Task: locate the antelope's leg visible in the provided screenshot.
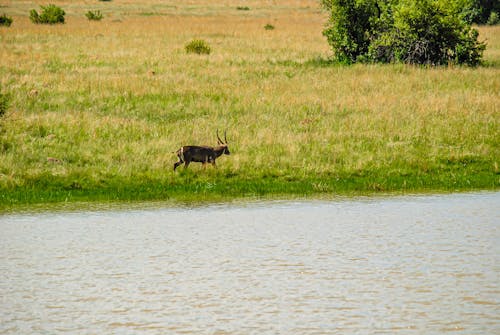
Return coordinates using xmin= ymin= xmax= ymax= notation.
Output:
xmin=174 ymin=153 xmax=184 ymax=171
xmin=173 ymin=161 xmax=182 ymax=171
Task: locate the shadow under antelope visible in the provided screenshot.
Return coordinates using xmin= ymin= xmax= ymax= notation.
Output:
xmin=173 ymin=130 xmax=230 ymax=171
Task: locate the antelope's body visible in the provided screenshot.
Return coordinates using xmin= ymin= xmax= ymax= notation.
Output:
xmin=174 ymin=131 xmax=230 ymax=171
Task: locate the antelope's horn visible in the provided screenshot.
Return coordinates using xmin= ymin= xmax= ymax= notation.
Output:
xmin=224 ymin=130 xmax=227 ymax=144
xmin=216 ymin=129 xmax=223 ymax=144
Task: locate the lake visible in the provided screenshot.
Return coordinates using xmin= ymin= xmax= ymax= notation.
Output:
xmin=1 ymin=192 xmax=499 ymax=334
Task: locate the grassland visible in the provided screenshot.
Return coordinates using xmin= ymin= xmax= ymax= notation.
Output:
xmin=0 ymin=0 xmax=499 ymax=210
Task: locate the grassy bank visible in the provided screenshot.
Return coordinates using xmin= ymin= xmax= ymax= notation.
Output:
xmin=0 ymin=0 xmax=499 ymax=210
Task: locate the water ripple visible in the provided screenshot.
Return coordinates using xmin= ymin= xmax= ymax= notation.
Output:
xmin=1 ymin=192 xmax=499 ymax=334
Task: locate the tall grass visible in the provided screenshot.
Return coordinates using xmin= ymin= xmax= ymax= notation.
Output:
xmin=0 ymin=1 xmax=498 ymax=209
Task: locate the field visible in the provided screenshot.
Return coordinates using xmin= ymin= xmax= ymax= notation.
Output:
xmin=0 ymin=0 xmax=499 ymax=209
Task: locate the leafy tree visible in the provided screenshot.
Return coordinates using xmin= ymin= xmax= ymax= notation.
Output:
xmin=322 ymin=0 xmax=486 ymax=66
xmin=321 ymin=0 xmax=380 ymax=63
xmin=487 ymin=11 xmax=499 ymax=25
xmin=469 ymin=0 xmax=500 ymax=24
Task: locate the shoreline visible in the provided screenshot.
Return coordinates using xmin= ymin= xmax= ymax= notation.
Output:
xmin=2 ymin=187 xmax=499 ymax=214
xmin=2 ymin=171 xmax=498 ymax=212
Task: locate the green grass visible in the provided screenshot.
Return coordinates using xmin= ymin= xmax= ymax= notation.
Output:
xmin=0 ymin=0 xmax=499 ymax=210
xmin=2 ymin=166 xmax=496 ymax=208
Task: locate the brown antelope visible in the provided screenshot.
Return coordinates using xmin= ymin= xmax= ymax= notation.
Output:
xmin=173 ymin=130 xmax=230 ymax=171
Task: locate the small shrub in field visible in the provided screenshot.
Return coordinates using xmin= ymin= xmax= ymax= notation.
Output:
xmin=30 ymin=4 xmax=65 ymax=24
xmin=0 ymin=90 xmax=9 ymax=118
xmin=264 ymin=23 xmax=275 ymax=30
xmin=0 ymin=13 xmax=13 ymax=27
xmin=487 ymin=12 xmax=499 ymax=25
xmin=85 ymin=10 xmax=103 ymax=21
xmin=185 ymin=39 xmax=211 ymax=55
xmin=236 ymin=6 xmax=250 ymax=11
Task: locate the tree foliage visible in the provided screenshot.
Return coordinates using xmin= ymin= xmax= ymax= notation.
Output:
xmin=322 ymin=0 xmax=379 ymax=63
xmin=470 ymin=0 xmax=500 ymax=24
xmin=322 ymin=0 xmax=486 ymax=66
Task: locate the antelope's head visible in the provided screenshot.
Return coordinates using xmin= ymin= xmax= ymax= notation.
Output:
xmin=217 ymin=129 xmax=230 ymax=155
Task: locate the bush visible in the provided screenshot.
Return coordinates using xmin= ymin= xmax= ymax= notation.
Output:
xmin=469 ymin=0 xmax=500 ymax=24
xmin=264 ymin=23 xmax=275 ymax=30
xmin=236 ymin=6 xmax=250 ymax=11
xmin=30 ymin=4 xmax=65 ymax=24
xmin=487 ymin=11 xmax=499 ymax=25
xmin=322 ymin=0 xmax=486 ymax=66
xmin=0 ymin=89 xmax=9 ymax=118
xmin=0 ymin=13 xmax=13 ymax=27
xmin=371 ymin=0 xmax=485 ymax=66
xmin=322 ymin=0 xmax=379 ymax=64
xmin=85 ymin=10 xmax=103 ymax=21
xmin=185 ymin=39 xmax=211 ymax=55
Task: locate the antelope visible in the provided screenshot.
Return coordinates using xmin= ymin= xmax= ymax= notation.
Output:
xmin=173 ymin=130 xmax=230 ymax=171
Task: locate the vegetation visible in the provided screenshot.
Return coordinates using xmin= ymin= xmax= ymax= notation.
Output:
xmin=0 ymin=88 xmax=9 ymax=118
xmin=488 ymin=11 xmax=499 ymax=25
xmin=85 ymin=10 xmax=103 ymax=21
xmin=30 ymin=4 xmax=65 ymax=25
xmin=322 ymin=0 xmax=486 ymax=65
xmin=236 ymin=6 xmax=250 ymax=11
xmin=0 ymin=0 xmax=498 ymax=209
xmin=0 ymin=13 xmax=13 ymax=27
xmin=468 ymin=0 xmax=500 ymax=24
xmin=264 ymin=23 xmax=275 ymax=30
xmin=185 ymin=39 xmax=211 ymax=55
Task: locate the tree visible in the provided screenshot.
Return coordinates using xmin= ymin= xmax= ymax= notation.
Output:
xmin=468 ymin=0 xmax=500 ymax=24
xmin=322 ymin=0 xmax=486 ymax=66
xmin=321 ymin=0 xmax=380 ymax=63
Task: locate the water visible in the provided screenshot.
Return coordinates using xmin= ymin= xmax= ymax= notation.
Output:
xmin=1 ymin=193 xmax=499 ymax=334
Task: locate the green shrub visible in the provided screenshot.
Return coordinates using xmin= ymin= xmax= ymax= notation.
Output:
xmin=30 ymin=4 xmax=65 ymax=24
xmin=322 ymin=0 xmax=486 ymax=66
xmin=468 ymin=0 xmax=500 ymax=24
xmin=0 ymin=13 xmax=13 ymax=27
xmin=487 ymin=11 xmax=499 ymax=25
xmin=321 ymin=0 xmax=378 ymax=64
xmin=85 ymin=10 xmax=103 ymax=21
xmin=264 ymin=23 xmax=275 ymax=30
xmin=0 ymin=89 xmax=9 ymax=118
xmin=236 ymin=6 xmax=250 ymax=11
xmin=185 ymin=39 xmax=211 ymax=55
